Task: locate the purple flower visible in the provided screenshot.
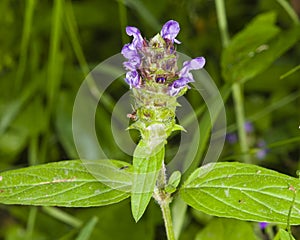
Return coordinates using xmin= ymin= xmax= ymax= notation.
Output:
xmin=160 ymin=20 xmax=181 ymax=44
xmin=121 ymin=20 xmax=205 ymax=96
xmin=178 ymin=57 xmax=206 ymax=81
xmin=125 ymin=27 xmax=144 ymax=48
xmin=256 ymin=139 xmax=268 ymax=160
xmin=169 ymin=57 xmax=205 ymax=96
xmin=125 ymin=70 xmax=140 ymax=88
xmin=123 ymin=57 xmax=141 ymax=71
xmin=244 ymin=121 xmax=254 ymax=133
xmin=259 ymin=222 xmax=268 ymax=230
xmin=226 ymin=133 xmax=238 ymax=144
xmin=121 ymin=40 xmax=142 ymax=71
xmin=121 ymin=43 xmax=138 ymax=59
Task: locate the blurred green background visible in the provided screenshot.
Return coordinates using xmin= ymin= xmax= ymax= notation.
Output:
xmin=0 ymin=0 xmax=299 ymax=239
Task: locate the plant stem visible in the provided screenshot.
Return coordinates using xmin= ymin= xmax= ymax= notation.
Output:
xmin=276 ymin=0 xmax=299 ymax=25
xmin=232 ymin=83 xmax=251 ymax=163
xmin=215 ymin=0 xmax=229 ymax=48
xmin=161 ymin=200 xmax=175 ymax=240
xmin=155 ymin=163 xmax=175 ymax=240
xmin=25 ymin=207 xmax=37 ymax=240
xmin=15 ymin=0 xmax=36 ymax=94
xmin=215 ymin=0 xmax=250 ymax=163
xmin=42 ymin=206 xmax=82 ymax=227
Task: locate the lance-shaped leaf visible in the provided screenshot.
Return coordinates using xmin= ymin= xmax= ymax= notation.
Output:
xmin=76 ymin=216 xmax=99 ymax=240
xmin=0 ymin=160 xmax=132 ymax=207
xmin=275 ymin=229 xmax=296 ymax=240
xmin=131 ymin=139 xmax=165 ymax=222
xmin=180 ymin=162 xmax=300 ymax=224
xmin=221 ymin=12 xmax=300 ymax=83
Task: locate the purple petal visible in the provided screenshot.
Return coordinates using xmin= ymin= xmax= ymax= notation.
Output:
xmin=121 ymin=43 xmax=137 ymax=59
xmin=168 ymin=78 xmax=189 ymax=96
xmin=121 ymin=44 xmax=141 ymax=70
xmin=168 ymin=86 xmax=181 ymax=96
xmin=179 ymin=57 xmax=206 ymax=77
xmin=172 ymin=77 xmax=190 ymax=88
xmin=259 ymin=222 xmax=268 ymax=230
xmin=244 ymin=121 xmax=254 ymax=133
xmin=125 ymin=70 xmax=140 ymax=88
xmin=177 ymin=57 xmax=205 ymax=83
xmin=256 ymin=140 xmax=268 ymax=160
xmin=226 ymin=133 xmax=238 ymax=144
xmin=257 ymin=149 xmax=267 ymax=160
xmin=257 ymin=139 xmax=266 ymax=148
xmin=169 ymin=57 xmax=206 ymax=96
xmin=123 ymin=57 xmax=141 ymax=71
xmin=160 ymin=20 xmax=181 ymax=44
xmin=126 ymin=26 xmax=144 ymax=48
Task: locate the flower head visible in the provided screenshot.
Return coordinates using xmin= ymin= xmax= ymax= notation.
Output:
xmin=121 ymin=20 xmax=205 ymax=95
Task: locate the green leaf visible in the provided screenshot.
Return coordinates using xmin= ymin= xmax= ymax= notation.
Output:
xmin=42 ymin=206 xmax=82 ymax=227
xmin=131 ymin=140 xmax=164 ymax=222
xmin=221 ymin=12 xmax=300 ymax=83
xmin=165 ymin=171 xmax=181 ymax=194
xmin=195 ymin=218 xmax=257 ymax=240
xmin=75 ymin=216 xmax=98 ymax=240
xmin=0 ymin=160 xmax=132 ymax=207
xmin=180 ymin=162 xmax=300 ymax=224
xmin=274 ymin=229 xmax=296 ymax=240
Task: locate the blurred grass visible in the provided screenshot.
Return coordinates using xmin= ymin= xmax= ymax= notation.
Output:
xmin=0 ymin=0 xmax=300 ymax=239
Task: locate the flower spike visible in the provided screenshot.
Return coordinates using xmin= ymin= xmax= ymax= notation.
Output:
xmin=121 ymin=20 xmax=206 ymax=223
xmin=121 ymin=20 xmax=205 ymax=97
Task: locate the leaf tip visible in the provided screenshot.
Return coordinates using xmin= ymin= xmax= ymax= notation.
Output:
xmin=131 ymin=194 xmax=149 ymax=223
xmin=132 ymin=206 xmax=145 ymax=223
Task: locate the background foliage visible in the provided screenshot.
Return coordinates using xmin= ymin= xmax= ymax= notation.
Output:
xmin=0 ymin=0 xmax=299 ymax=239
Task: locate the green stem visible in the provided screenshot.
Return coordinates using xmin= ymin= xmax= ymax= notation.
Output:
xmin=64 ymin=0 xmax=120 ymax=120
xmin=280 ymin=64 xmax=300 ymax=79
xmin=42 ymin=206 xmax=82 ymax=227
xmin=232 ymin=83 xmax=251 ymax=163
xmin=40 ymin=0 xmax=64 ymax=163
xmin=265 ymin=225 xmax=275 ymax=240
xmin=215 ymin=0 xmax=250 ymax=163
xmin=15 ymin=0 xmax=36 ymax=93
xmin=276 ymin=0 xmax=299 ymax=25
xmin=155 ymin=163 xmax=175 ymax=240
xmin=287 ymin=189 xmax=297 ymax=237
xmin=215 ymin=0 xmax=229 ymax=48
xmin=161 ymin=200 xmax=175 ymax=240
xmin=25 ymin=207 xmax=37 ymax=240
